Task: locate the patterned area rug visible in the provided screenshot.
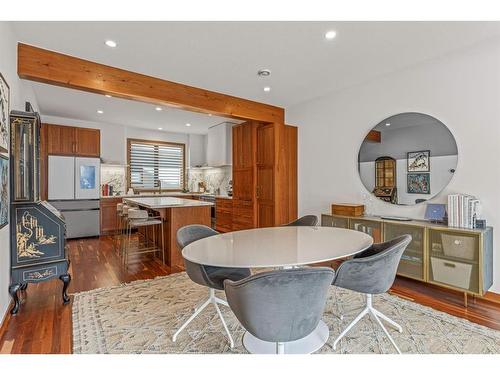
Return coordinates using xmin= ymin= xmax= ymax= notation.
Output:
xmin=72 ymin=272 xmax=500 ymax=354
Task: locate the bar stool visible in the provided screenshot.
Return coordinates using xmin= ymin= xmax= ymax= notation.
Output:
xmin=116 ymin=204 xmax=130 ymax=255
xmin=114 ymin=203 xmax=124 ymax=252
xmin=123 ymin=208 xmax=165 ymax=268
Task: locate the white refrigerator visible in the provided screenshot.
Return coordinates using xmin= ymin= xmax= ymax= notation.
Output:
xmin=48 ymin=156 xmax=101 ymax=238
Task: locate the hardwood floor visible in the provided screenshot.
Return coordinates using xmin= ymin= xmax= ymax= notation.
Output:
xmin=0 ymin=236 xmax=169 ymax=354
xmin=0 ymin=235 xmax=498 ymax=354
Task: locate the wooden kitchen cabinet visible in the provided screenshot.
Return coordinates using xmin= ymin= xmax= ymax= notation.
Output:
xmin=45 ymin=123 xmax=100 ymax=157
xmin=100 ymin=198 xmax=122 ymax=235
xmin=256 ymin=123 xmax=275 ymax=228
xmin=47 ymin=124 xmax=76 ymax=155
xmin=215 ymin=197 xmax=233 ymax=233
xmin=232 ymin=122 xmax=257 ymax=230
xmin=75 ymin=127 xmax=101 ymax=157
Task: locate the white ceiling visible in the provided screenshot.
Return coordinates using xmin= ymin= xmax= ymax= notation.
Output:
xmin=10 ymin=21 xmax=500 ymax=132
xmin=32 ymin=82 xmax=236 ymax=134
xmin=374 ymin=112 xmax=442 ymax=131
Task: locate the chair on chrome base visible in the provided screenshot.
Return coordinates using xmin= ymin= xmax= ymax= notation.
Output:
xmin=224 ymin=268 xmax=335 ymax=354
xmin=284 ymin=215 xmax=318 ymax=226
xmin=172 ymin=225 xmax=251 ymax=348
xmin=331 ymin=235 xmax=412 ymax=354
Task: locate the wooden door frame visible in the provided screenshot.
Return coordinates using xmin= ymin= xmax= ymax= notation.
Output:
xmin=17 ymin=42 xmax=293 ymax=225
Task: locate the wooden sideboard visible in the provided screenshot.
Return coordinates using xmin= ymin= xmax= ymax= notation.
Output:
xmin=322 ymin=214 xmax=493 ymax=303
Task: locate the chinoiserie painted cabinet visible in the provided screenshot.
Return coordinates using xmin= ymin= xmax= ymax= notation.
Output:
xmin=9 ymin=110 xmax=70 ymax=315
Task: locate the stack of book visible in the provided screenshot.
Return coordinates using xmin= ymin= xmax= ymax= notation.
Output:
xmin=447 ymin=194 xmax=480 ymax=229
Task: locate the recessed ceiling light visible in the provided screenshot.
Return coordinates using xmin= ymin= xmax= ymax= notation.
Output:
xmin=155 ymin=107 xmax=162 ymax=111
xmin=97 ymin=110 xmax=104 ymax=114
xmin=385 ymin=123 xmax=391 ymax=127
xmin=208 ymin=114 xmax=212 ymax=116
xmin=186 ymin=123 xmax=191 ymax=127
xmin=105 ymin=40 xmax=117 ymax=48
xmin=158 ymin=127 xmax=163 ymax=130
xmin=325 ymin=30 xmax=337 ymax=40
xmin=105 ymin=94 xmax=112 ymax=98
xmin=257 ymin=69 xmax=271 ymax=77
xmin=263 ymin=86 xmax=271 ymax=92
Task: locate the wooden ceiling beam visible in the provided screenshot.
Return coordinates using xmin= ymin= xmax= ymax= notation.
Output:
xmin=17 ymin=43 xmax=284 ymax=124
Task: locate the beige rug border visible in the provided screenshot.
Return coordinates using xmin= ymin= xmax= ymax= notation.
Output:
xmin=71 ymin=273 xmax=500 ymax=354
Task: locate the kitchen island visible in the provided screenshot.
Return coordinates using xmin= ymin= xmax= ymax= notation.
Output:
xmin=123 ymin=197 xmax=213 ymax=272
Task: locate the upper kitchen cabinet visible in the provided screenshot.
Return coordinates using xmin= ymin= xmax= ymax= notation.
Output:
xmin=44 ymin=123 xmax=100 ymax=157
xmin=75 ymin=127 xmax=101 ymax=157
xmin=188 ymin=133 xmax=207 ymax=168
xmin=206 ymin=122 xmax=233 ymax=167
xmin=46 ymin=124 xmax=76 ymax=155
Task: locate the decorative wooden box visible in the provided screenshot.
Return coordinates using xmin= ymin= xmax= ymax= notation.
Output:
xmin=331 ymin=203 xmax=364 ymax=217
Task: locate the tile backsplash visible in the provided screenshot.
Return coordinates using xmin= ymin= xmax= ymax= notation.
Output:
xmin=101 ymin=164 xmax=232 ymax=196
xmin=101 ymin=165 xmax=126 ymax=196
xmin=188 ymin=166 xmax=232 ymax=194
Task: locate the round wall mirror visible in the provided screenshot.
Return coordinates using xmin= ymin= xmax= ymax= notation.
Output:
xmin=358 ymin=112 xmax=458 ymax=205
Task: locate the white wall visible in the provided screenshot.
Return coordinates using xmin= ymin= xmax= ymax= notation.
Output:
xmin=287 ymin=38 xmax=500 ymax=292
xmin=41 ymin=115 xmax=190 ymax=165
xmin=0 ymin=23 xmax=39 ymax=325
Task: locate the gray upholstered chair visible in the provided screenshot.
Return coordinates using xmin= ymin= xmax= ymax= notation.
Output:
xmin=332 ymin=235 xmax=412 ymax=354
xmin=284 ymin=215 xmax=318 ymax=226
xmin=172 ymin=225 xmax=251 ymax=348
xmin=224 ymin=267 xmax=335 ymax=354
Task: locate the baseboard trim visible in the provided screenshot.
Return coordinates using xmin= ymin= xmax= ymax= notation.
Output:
xmin=482 ymin=291 xmax=500 ymax=305
xmin=0 ymin=302 xmax=12 ymax=343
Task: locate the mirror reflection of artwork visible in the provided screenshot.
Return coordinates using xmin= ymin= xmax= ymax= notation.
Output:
xmin=358 ymin=112 xmax=457 ymax=206
xmin=80 ymin=165 xmax=96 ymax=189
xmin=407 ymin=150 xmax=430 ymax=172
xmin=0 ymin=155 xmax=8 ymax=228
xmin=0 ymin=73 xmax=9 ymax=153
xmin=407 ymin=173 xmax=430 ymax=194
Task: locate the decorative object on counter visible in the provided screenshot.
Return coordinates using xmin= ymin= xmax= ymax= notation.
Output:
xmin=0 ymin=73 xmax=10 ymax=153
xmin=475 ymin=219 xmax=487 ymax=229
xmin=127 ymin=188 xmax=134 ymax=195
xmin=0 ymin=154 xmax=8 ymax=228
xmin=227 ymin=179 xmax=233 ymax=197
xmin=198 ymin=181 xmax=207 ymax=193
xmin=331 ymin=203 xmax=364 ymax=217
xmin=407 ymin=173 xmax=430 ymax=194
xmin=424 ymin=203 xmax=447 ymax=224
xmin=101 ymin=164 xmax=126 ymax=196
xmin=447 ymin=194 xmax=480 ymax=229
xmin=9 ymin=109 xmax=70 ymax=315
xmin=407 ymin=150 xmax=430 ymax=172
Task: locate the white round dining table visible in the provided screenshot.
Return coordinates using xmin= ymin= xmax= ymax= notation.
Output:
xmin=182 ymin=226 xmax=373 ymax=354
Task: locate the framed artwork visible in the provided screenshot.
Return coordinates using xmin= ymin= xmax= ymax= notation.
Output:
xmin=407 ymin=173 xmax=430 ymax=194
xmin=0 ymin=73 xmax=10 ymax=153
xmin=0 ymin=154 xmax=8 ymax=228
xmin=407 ymin=150 xmax=430 ymax=172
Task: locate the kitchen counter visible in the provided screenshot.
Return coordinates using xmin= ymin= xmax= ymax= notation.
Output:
xmin=101 ymin=192 xmax=203 ymax=199
xmin=123 ymin=196 xmax=213 ymax=209
xmin=122 ymin=196 xmax=212 ymax=273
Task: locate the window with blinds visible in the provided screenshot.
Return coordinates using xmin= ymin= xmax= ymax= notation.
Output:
xmin=127 ymin=139 xmax=185 ymax=191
